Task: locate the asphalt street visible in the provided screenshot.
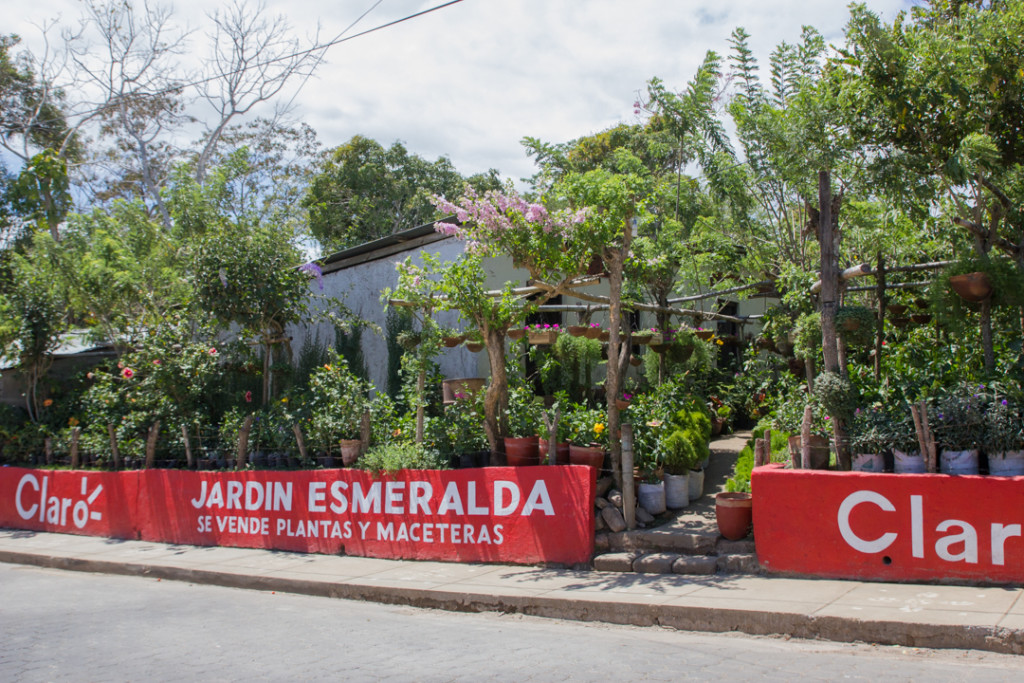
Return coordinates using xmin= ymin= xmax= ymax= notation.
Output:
xmin=1 ymin=562 xmax=1020 ymax=682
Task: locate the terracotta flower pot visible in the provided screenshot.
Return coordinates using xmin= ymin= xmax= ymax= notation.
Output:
xmin=504 ymin=437 xmax=541 ymax=466
xmin=715 ymin=492 xmax=753 ymax=540
xmin=537 ymin=440 xmax=570 ymax=465
xmin=339 ymin=439 xmax=362 ymax=466
xmin=569 ymin=445 xmax=605 ymax=469
xmin=948 ymin=272 xmax=992 ymax=302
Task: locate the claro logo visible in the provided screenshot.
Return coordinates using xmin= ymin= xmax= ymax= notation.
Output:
xmin=838 ymin=490 xmax=1022 ymax=566
xmin=15 ymin=473 xmax=104 ymax=529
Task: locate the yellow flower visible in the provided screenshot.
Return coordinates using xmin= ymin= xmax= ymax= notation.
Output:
xmin=281 ymin=397 xmax=288 ymax=403
xmin=715 ymin=339 xmax=724 ymax=346
xmin=593 ymin=423 xmax=605 ymax=434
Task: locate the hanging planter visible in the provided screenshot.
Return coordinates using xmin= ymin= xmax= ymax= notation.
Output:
xmin=910 ymin=313 xmax=932 ymax=325
xmin=507 ymin=328 xmax=526 ymax=340
xmin=948 ymin=271 xmax=992 ymax=302
xmin=629 ymin=355 xmax=642 ymax=367
xmin=890 ymin=316 xmax=910 ymax=329
xmin=649 ymin=342 xmax=669 ymax=354
xmin=567 ymin=325 xmax=587 ymax=337
xmin=631 ymin=331 xmax=652 ymax=345
xmin=442 ymin=377 xmax=486 ymax=404
xmin=528 ymin=329 xmax=559 ymax=345
xmin=464 ymin=341 xmax=484 ymax=352
xmin=442 ymin=335 xmax=466 ymax=348
xmin=695 ymin=329 xmax=714 ymax=341
xmin=886 ymin=303 xmax=908 ymax=316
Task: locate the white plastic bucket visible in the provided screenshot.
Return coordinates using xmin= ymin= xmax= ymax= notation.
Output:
xmin=893 ymin=449 xmax=926 ymax=474
xmin=940 ymin=449 xmax=979 ymax=475
xmin=852 ymin=453 xmax=884 ymax=472
xmin=687 ymin=468 xmax=704 ymax=500
xmin=987 ymin=450 xmax=1024 ymax=477
xmin=637 ymin=481 xmax=667 ymax=515
xmin=664 ymin=473 xmax=689 ymax=509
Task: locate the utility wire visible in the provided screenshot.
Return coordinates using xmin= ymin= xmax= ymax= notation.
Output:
xmin=57 ymin=0 xmax=467 ymax=122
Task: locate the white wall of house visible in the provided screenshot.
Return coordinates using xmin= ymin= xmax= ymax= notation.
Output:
xmin=289 ymin=227 xmax=771 ymax=396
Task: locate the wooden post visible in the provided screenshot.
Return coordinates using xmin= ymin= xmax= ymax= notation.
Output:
xmin=754 ymin=438 xmax=765 ymax=467
xmin=236 ymin=415 xmax=254 ymax=469
xmin=800 ymin=405 xmax=813 ymax=470
xmin=541 ymin=406 xmax=562 ymax=465
xmin=920 ymin=401 xmax=937 ymax=473
xmin=874 ymin=252 xmax=886 ymax=382
xmin=45 ymin=436 xmax=53 ymax=465
xmin=108 ymin=423 xmax=121 ymax=470
xmin=292 ymin=423 xmax=308 ymax=461
xmin=144 ymin=420 xmax=161 ymax=469
xmin=621 ymin=423 xmax=636 ymax=531
xmin=360 ymin=410 xmax=371 ymax=455
xmin=764 ymin=429 xmax=772 ymax=464
xmin=181 ymin=424 xmax=193 ymax=469
xmin=69 ymin=427 xmax=81 ymax=469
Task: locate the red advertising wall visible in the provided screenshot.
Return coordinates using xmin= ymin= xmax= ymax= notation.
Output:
xmin=753 ymin=463 xmax=1024 ymax=584
xmin=1 ymin=466 xmax=595 ymax=565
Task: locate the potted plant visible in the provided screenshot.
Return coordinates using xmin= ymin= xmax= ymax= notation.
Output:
xmin=503 ymin=385 xmax=543 ymax=466
xmin=982 ymin=392 xmax=1024 ymax=476
xmin=848 ymin=405 xmax=890 ymax=472
xmin=357 ymin=441 xmax=448 ymax=474
xmin=527 ymin=323 xmax=559 ymax=345
xmin=306 ymin=355 xmax=372 ymax=466
xmin=663 ymin=399 xmax=712 ymax=503
xmin=535 ymin=392 xmax=572 ymax=465
xmin=442 ymin=392 xmax=489 ymax=468
xmin=564 ymin=403 xmax=607 ymax=470
xmin=930 ymin=386 xmax=984 ymax=475
xmin=836 ymin=305 xmax=876 ymax=346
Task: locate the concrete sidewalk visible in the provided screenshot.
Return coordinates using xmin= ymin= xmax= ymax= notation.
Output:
xmin=2 ymin=528 xmax=1022 ymax=656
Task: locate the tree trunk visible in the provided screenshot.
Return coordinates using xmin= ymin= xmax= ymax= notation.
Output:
xmin=415 ymin=364 xmax=426 ymax=443
xmin=874 ymin=252 xmax=886 ymax=382
xmin=181 ymin=424 xmax=193 ymax=469
xmin=144 ymin=421 xmax=161 ymax=469
xmin=483 ymin=325 xmax=509 ymax=465
xmin=980 ymin=298 xmax=995 ymax=372
xmin=605 ymin=216 xmax=634 ymax=492
xmin=108 ymin=423 xmax=121 ymax=470
xmin=817 ymin=170 xmax=850 ymax=471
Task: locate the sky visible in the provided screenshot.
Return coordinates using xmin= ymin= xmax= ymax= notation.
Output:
xmin=11 ymin=0 xmax=914 ymax=184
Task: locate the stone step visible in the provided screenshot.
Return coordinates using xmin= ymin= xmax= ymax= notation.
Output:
xmin=597 ymin=529 xmax=719 ymax=555
xmin=592 ymin=550 xmax=760 ymax=576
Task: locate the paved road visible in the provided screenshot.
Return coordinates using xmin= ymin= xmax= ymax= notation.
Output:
xmin=1 ymin=563 xmax=1019 ymax=682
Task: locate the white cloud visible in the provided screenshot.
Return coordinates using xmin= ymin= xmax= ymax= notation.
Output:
xmin=12 ymin=0 xmax=912 ymax=182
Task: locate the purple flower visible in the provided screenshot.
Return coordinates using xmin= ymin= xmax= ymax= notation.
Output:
xmin=300 ymin=261 xmax=324 ymax=291
xmin=1002 ymin=399 xmax=1009 ymax=406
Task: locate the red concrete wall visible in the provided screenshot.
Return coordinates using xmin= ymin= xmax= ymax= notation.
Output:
xmin=753 ymin=463 xmax=1024 ymax=583
xmin=1 ymin=466 xmax=595 ymax=565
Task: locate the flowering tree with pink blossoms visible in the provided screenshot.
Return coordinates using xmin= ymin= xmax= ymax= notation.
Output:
xmin=426 ymin=188 xmax=607 ymax=461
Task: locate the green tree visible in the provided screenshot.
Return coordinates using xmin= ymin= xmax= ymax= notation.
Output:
xmin=837 ymin=0 xmax=1024 ymax=370
xmin=304 ymin=135 xmax=501 ymax=250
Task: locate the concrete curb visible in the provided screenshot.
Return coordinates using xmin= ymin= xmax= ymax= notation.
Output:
xmin=3 ymin=547 xmax=1022 ymax=656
